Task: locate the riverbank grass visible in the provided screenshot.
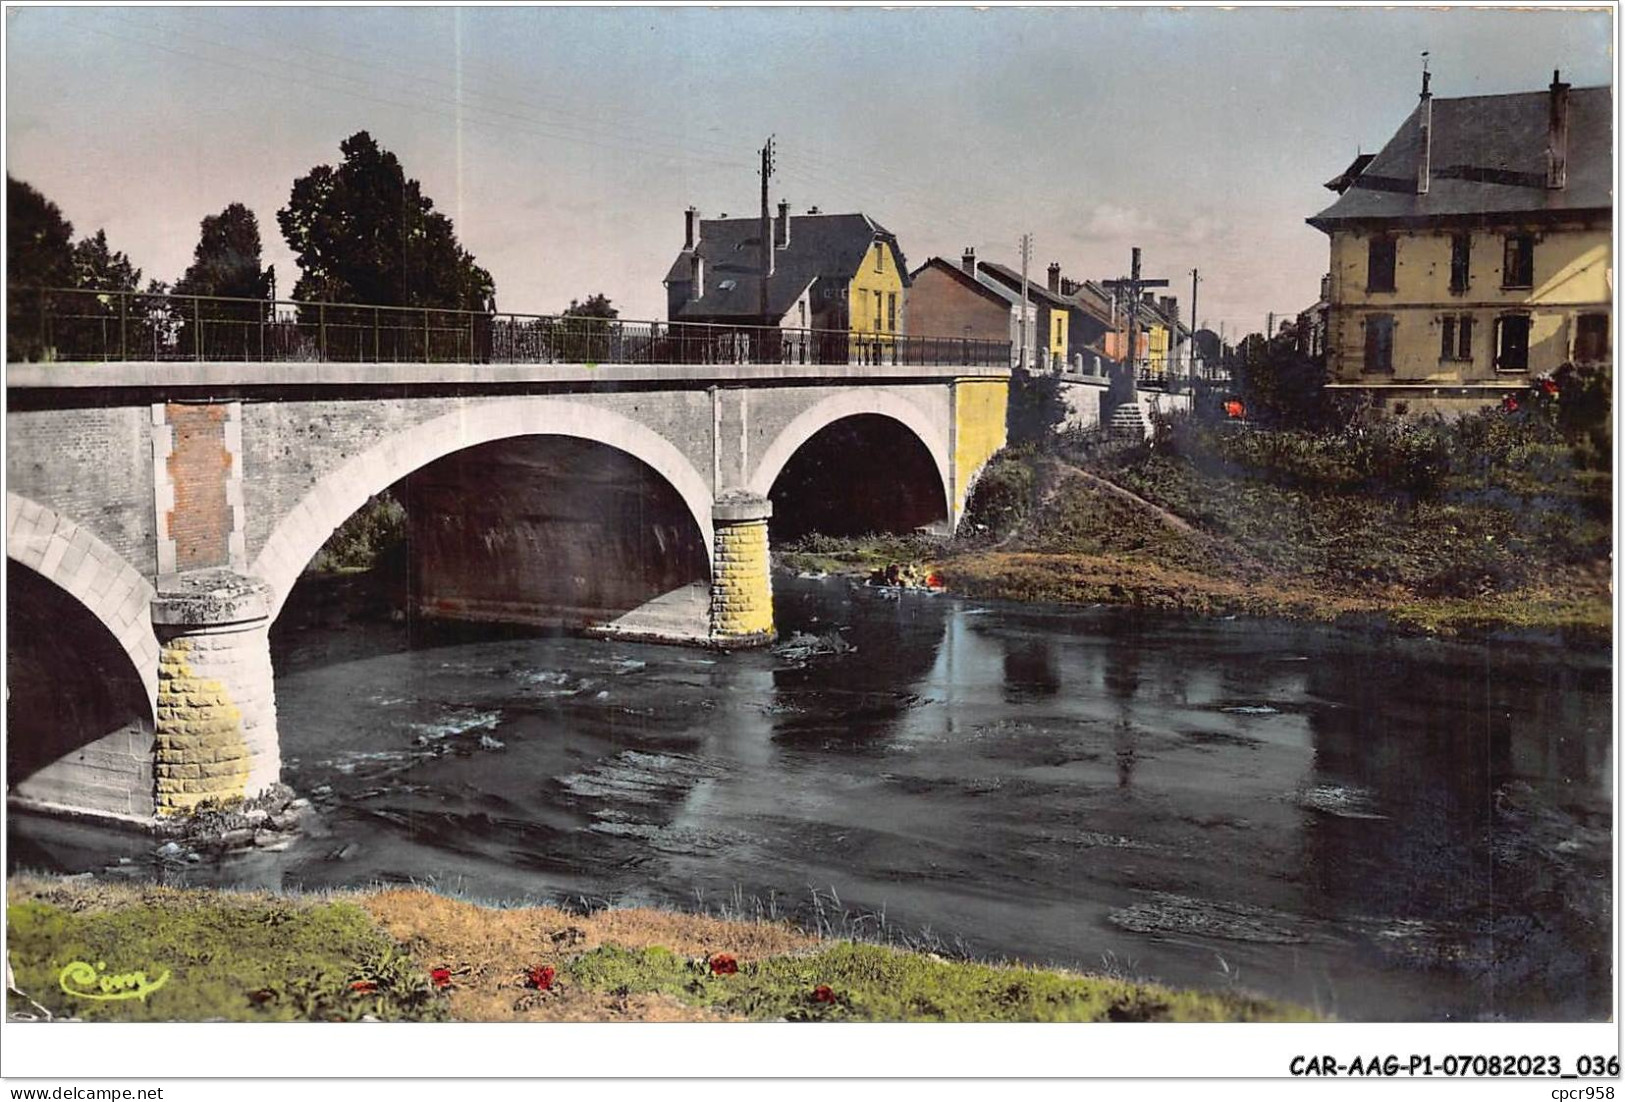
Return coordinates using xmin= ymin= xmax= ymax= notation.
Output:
xmin=565 ymin=941 xmax=1314 ymax=1023
xmin=6 ymin=877 xmax=1314 ymax=1023
xmin=5 ymin=879 xmax=447 ymax=1022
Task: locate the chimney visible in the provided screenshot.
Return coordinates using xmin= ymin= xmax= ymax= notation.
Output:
xmin=1047 ymin=262 xmax=1061 ymax=294
xmin=1547 ymin=69 xmax=1571 ymax=189
xmin=962 ymin=247 xmax=976 ymax=276
xmin=1416 ymin=55 xmax=1433 ymax=195
xmin=1060 ymin=276 xmax=1079 ymax=296
xmin=775 ymin=200 xmax=791 ymax=249
xmin=689 ymin=253 xmax=703 ymax=301
xmin=684 ymin=206 xmax=698 ymax=250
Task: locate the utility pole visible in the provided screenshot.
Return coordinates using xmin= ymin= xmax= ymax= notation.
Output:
xmin=1101 ymin=246 xmax=1169 ymax=401
xmin=1018 ymin=232 xmax=1032 ymax=370
xmin=1189 ymin=268 xmax=1201 ymax=381
xmin=758 ymin=136 xmax=775 ymax=322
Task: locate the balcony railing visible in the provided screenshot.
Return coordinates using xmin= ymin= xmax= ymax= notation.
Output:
xmin=6 ymin=288 xmax=1012 ymax=369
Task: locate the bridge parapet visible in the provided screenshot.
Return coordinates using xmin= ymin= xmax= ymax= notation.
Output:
xmin=8 ymin=287 xmax=1012 ymax=371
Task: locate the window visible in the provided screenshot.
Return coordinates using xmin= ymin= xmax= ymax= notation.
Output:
xmin=874 ymin=290 xmax=883 ymax=329
xmin=1364 ymin=314 xmax=1395 ymax=373
xmin=1054 ymin=316 xmax=1062 ymax=346
xmin=1495 ymin=314 xmax=1532 ymax=372
xmin=874 ymin=242 xmax=885 ymax=273
xmin=1367 ymin=236 xmax=1397 ymax=292
xmin=1450 ymin=233 xmax=1471 ymax=293
xmin=886 ymin=292 xmax=897 ymax=332
xmin=1440 ymin=314 xmax=1473 ymax=361
xmin=1503 ymin=234 xmax=1534 ymax=289
xmin=1574 ymin=313 xmax=1609 ymax=362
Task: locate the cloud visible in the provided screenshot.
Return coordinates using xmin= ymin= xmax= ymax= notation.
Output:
xmin=1082 ymin=203 xmax=1159 ymax=242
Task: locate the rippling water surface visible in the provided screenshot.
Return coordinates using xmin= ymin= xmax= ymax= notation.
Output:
xmin=11 ymin=575 xmax=1612 ymax=1021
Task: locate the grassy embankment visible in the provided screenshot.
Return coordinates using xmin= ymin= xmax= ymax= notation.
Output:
xmin=5 ymin=876 xmax=1313 ymax=1023
xmin=783 ymin=412 xmax=1612 ymax=643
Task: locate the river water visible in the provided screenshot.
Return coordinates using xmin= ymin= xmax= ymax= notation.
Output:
xmin=10 ymin=575 xmax=1613 ymax=1021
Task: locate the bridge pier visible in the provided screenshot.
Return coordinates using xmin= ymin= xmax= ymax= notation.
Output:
xmin=709 ymin=493 xmax=775 ymax=647
xmin=149 ymin=570 xmax=281 ymax=816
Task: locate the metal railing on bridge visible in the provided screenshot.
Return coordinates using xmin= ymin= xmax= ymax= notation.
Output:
xmin=7 ymin=287 xmax=1012 ymax=370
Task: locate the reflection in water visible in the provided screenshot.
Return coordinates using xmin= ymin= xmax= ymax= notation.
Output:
xmin=7 ymin=576 xmax=1612 ymax=1022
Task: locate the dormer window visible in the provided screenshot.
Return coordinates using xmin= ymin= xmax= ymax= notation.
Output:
xmin=874 ymin=242 xmax=884 ymax=273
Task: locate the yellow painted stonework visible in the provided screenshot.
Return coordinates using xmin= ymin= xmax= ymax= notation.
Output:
xmin=1326 ymin=224 xmax=1611 ymax=384
xmin=954 ymin=378 xmax=1010 ymax=516
xmin=154 ymin=638 xmax=251 ymax=815
xmin=710 ymin=519 xmax=774 ymax=640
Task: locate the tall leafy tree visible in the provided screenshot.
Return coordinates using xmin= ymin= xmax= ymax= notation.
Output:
xmin=70 ymin=230 xmax=142 ymax=293
xmin=57 ymin=231 xmax=143 ymax=360
xmin=173 ymin=203 xmax=272 ymax=359
xmin=7 ymin=175 xmax=75 ymax=289
xmin=174 ymin=203 xmax=271 ymax=300
xmin=7 ymin=175 xmax=76 ymax=360
xmin=277 ymin=131 xmax=494 ymax=312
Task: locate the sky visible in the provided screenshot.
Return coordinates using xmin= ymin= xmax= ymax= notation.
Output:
xmin=4 ymin=4 xmax=1615 ymax=339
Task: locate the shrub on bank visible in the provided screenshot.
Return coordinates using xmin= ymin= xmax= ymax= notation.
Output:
xmin=309 ymin=491 xmax=406 ymax=573
xmin=960 ymin=452 xmax=1038 ymax=540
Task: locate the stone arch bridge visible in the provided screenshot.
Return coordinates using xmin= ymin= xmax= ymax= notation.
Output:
xmin=6 ymin=358 xmax=1008 ymax=824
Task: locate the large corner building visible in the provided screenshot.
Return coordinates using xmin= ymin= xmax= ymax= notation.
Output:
xmin=1308 ymin=72 xmax=1612 ymax=415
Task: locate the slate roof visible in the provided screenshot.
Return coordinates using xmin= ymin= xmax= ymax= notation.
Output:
xmin=909 ymin=256 xmax=1012 ymax=307
xmin=977 ymin=261 xmax=1074 ymax=310
xmin=1308 ymin=85 xmax=1612 ymax=228
xmin=666 ymin=213 xmax=907 ymax=321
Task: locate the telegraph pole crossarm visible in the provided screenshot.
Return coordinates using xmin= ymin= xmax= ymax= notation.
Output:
xmin=1100 ymin=246 xmax=1169 ymax=399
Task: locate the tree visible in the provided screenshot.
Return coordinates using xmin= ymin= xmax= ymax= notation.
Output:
xmin=552 ymin=293 xmax=619 ymax=361
xmin=173 ymin=203 xmax=273 ymax=359
xmin=563 ymin=293 xmax=617 ymax=320
xmin=70 ymin=230 xmax=141 ymax=293
xmin=1006 ymin=365 xmax=1068 ymax=449
xmin=53 ymin=230 xmax=143 ymax=361
xmin=175 ymin=203 xmax=271 ymax=301
xmin=1230 ymin=329 xmax=1337 ymax=429
xmin=8 ymin=175 xmax=76 ymax=360
xmin=7 ymin=175 xmax=74 ymax=288
xmin=278 ymin=132 xmax=493 ymax=313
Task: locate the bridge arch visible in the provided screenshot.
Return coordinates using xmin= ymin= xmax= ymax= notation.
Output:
xmin=746 ymin=390 xmax=952 ymax=520
xmin=6 ymin=493 xmax=158 ymax=714
xmin=251 ymin=398 xmax=716 ymax=619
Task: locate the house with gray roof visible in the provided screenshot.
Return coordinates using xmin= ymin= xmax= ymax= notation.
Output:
xmin=1307 ymin=71 xmax=1611 ymax=415
xmin=664 ymin=203 xmax=910 ymax=341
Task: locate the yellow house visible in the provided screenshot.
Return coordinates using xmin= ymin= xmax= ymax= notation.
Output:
xmin=848 ymin=237 xmax=906 ymax=345
xmin=665 ymin=203 xmax=911 ymax=363
xmin=1308 ymin=73 xmax=1611 ymax=415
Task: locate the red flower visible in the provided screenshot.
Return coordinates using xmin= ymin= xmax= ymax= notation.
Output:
xmin=1502 ymin=395 xmax=1521 ymax=413
xmin=527 ymin=965 xmax=556 ymax=991
xmin=349 ymin=980 xmax=377 ymax=994
xmin=925 ymin=573 xmax=945 ymax=589
xmin=811 ymin=984 xmax=836 ymax=1004
xmin=1541 ymin=378 xmax=1560 ymax=395
xmin=708 ymin=953 xmax=739 ymax=975
xmin=429 ymin=968 xmax=453 ymax=989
